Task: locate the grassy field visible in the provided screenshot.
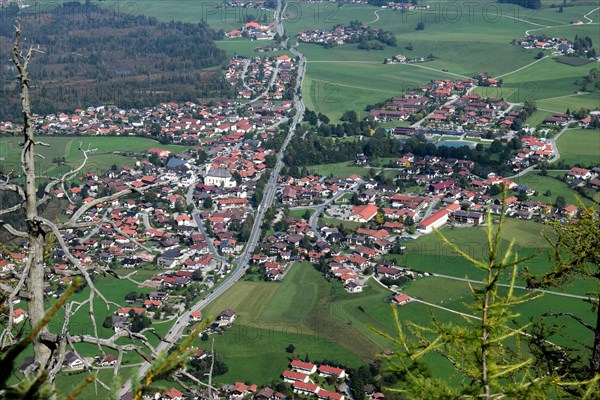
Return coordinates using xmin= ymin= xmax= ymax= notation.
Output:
xmin=307 ymin=160 xmax=371 ymax=178
xmin=554 ymin=128 xmax=600 ymax=166
xmin=0 ymin=136 xmax=188 ymax=177
xmin=511 ymin=171 xmax=594 ymax=206
xmin=199 ymin=264 xmax=395 ymax=383
xmin=537 ymin=93 xmax=600 ymax=114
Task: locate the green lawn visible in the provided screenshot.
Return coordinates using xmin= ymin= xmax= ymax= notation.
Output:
xmin=0 ymin=136 xmax=188 ymax=177
xmin=555 ymin=128 xmax=600 ymax=166
xmin=306 ymin=160 xmax=370 ymax=178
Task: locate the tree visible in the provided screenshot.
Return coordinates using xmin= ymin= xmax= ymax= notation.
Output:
xmin=203 ymin=196 xmax=213 ymax=209
xmin=0 ymin=27 xmax=176 ymax=393
xmin=286 ymin=344 xmax=295 ymax=353
xmin=555 ymin=195 xmax=567 ymax=209
xmin=526 ymin=202 xmax=600 ymax=376
xmin=373 ymin=201 xmax=582 ymax=399
xmin=416 ymin=22 xmax=425 ymax=30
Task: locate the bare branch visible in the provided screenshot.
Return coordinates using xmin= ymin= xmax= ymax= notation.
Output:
xmin=0 ymin=202 xmax=25 ymax=218
xmin=0 ymin=222 xmax=28 ymax=238
xmin=543 ymin=312 xmax=595 ymax=332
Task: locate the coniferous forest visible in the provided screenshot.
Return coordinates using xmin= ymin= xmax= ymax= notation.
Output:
xmin=0 ymin=1 xmax=230 ymax=121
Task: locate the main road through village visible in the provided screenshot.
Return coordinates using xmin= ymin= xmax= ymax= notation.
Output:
xmin=118 ymin=0 xmax=305 ymax=397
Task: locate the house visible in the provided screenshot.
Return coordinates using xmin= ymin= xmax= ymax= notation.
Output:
xmin=255 ymin=387 xmax=275 ymax=400
xmin=349 ymin=204 xmax=379 ymax=223
xmin=317 ymin=389 xmax=345 ymax=400
xmin=452 ymin=210 xmax=484 ymax=225
xmin=392 ymin=294 xmax=412 ymax=305
xmin=216 ymin=309 xmax=237 ymax=325
xmin=63 ymin=351 xmax=85 ymax=370
xmin=191 ymin=311 xmax=203 ymax=321
xmin=318 ymin=365 xmax=347 ymax=379
xmin=282 ymin=370 xmax=310 ymax=383
xmin=290 ymin=359 xmax=317 ymax=375
xmin=417 ymin=209 xmax=449 ymax=234
xmin=293 ymin=381 xmax=321 ymax=396
xmin=97 ymin=354 xmax=117 ymax=367
xmin=567 ymin=167 xmax=592 ymax=180
xmin=12 ymin=308 xmax=27 ymax=324
xmin=161 ymin=387 xmax=184 ymax=400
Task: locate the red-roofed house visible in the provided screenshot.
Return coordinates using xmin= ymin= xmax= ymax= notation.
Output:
xmin=282 ymin=370 xmax=310 ymax=383
xmin=393 ymin=294 xmax=412 ymax=305
xmin=292 ymin=381 xmax=320 ymax=396
xmin=162 ymin=387 xmax=183 ymax=400
xmin=317 ymin=389 xmax=345 ymax=400
xmin=318 ymin=365 xmax=347 ymax=379
xmin=349 ymin=204 xmax=378 ymax=223
xmin=417 ymin=209 xmax=449 ymax=234
xmin=290 ymin=359 xmax=317 ymax=374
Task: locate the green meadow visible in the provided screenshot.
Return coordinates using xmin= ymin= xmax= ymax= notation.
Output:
xmin=511 ymin=171 xmax=594 ymax=206
xmin=0 ymin=136 xmax=188 ymax=177
xmin=555 ymin=128 xmax=600 ymax=166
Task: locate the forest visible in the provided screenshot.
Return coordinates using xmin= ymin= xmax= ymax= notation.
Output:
xmin=0 ymin=1 xmax=230 ymax=121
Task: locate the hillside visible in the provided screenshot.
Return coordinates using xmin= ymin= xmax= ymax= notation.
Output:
xmin=0 ymin=2 xmax=230 ymax=120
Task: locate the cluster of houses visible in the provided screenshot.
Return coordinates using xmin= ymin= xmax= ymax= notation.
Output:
xmin=514 ymin=35 xmax=575 ymax=55
xmin=368 ymin=79 xmax=476 ymax=122
xmin=226 ymin=55 xmax=297 ymax=101
xmin=296 ymin=24 xmax=393 ymax=48
xmin=282 ymin=360 xmax=350 ymax=400
xmin=383 ymin=53 xmax=433 ymax=64
xmin=226 ymin=21 xmax=274 ymax=41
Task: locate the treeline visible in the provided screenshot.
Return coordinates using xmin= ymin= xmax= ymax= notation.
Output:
xmin=497 ymin=0 xmax=542 ymax=10
xmin=0 ymin=1 xmax=229 ymax=120
xmin=285 ymin=129 xmax=521 ymax=176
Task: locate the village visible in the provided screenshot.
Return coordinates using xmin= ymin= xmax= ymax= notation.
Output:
xmin=1 ymin=52 xmax=598 ymax=400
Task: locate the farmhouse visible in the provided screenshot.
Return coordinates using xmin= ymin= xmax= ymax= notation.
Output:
xmin=392 ymin=294 xmax=412 ymax=305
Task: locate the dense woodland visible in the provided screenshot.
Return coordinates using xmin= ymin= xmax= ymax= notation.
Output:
xmin=0 ymin=1 xmax=230 ymax=121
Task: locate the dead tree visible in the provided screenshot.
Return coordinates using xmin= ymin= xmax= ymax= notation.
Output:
xmin=0 ymin=26 xmax=171 ymax=390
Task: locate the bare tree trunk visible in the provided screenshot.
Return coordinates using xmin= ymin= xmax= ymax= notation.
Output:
xmin=13 ymin=26 xmax=53 ymax=370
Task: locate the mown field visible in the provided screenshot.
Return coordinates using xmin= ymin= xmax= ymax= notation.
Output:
xmin=554 ymin=128 xmax=600 ymax=166
xmin=0 ymin=136 xmax=188 ymax=177
xmin=199 ymin=264 xmax=399 ymax=383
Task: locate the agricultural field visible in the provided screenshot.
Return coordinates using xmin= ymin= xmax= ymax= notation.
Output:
xmin=554 ymin=128 xmax=600 ymax=166
xmin=97 ymin=0 xmax=274 ymax=33
xmin=0 ymin=136 xmax=188 ymax=177
xmin=199 ymin=264 xmax=396 ymax=383
xmin=537 ymin=93 xmax=600 ymax=114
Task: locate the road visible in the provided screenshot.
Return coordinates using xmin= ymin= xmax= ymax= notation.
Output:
xmin=431 ymin=273 xmax=592 ymax=300
xmin=289 ymin=190 xmax=348 ymax=240
xmin=119 ymin=0 xmax=305 ymax=396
